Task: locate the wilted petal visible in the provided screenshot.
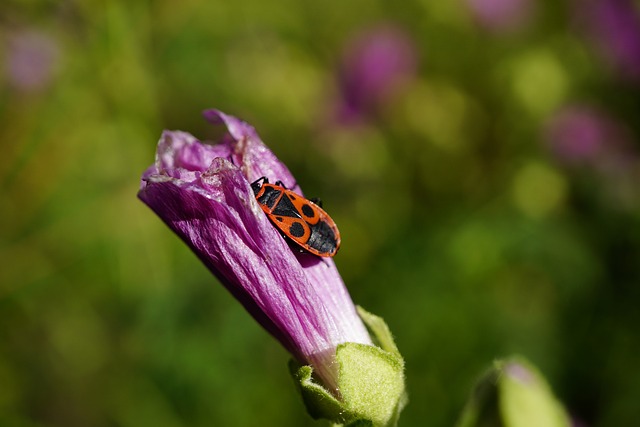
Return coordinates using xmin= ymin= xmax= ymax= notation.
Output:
xmin=141 ymin=130 xmax=231 ymax=185
xmin=203 ymin=109 xmax=303 ymax=193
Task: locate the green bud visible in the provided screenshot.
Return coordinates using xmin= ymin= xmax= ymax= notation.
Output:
xmin=290 ymin=306 xmax=407 ymax=427
xmin=457 ymin=356 xmax=571 ymax=427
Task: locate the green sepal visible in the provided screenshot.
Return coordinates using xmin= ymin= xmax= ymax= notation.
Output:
xmin=290 ymin=306 xmax=407 ymax=427
xmin=356 ymin=306 xmax=400 ymax=355
xmin=457 ymin=356 xmax=571 ymax=427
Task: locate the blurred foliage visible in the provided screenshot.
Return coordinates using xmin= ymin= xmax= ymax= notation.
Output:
xmin=1 ymin=0 xmax=640 ymax=426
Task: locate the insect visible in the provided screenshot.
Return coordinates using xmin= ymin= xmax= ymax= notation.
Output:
xmin=251 ymin=177 xmax=341 ymax=257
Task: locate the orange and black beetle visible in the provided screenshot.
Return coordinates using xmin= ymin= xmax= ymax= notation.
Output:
xmin=251 ymin=177 xmax=341 ymax=257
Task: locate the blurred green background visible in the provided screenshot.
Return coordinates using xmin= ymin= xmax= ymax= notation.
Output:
xmin=2 ymin=0 xmax=640 ymax=426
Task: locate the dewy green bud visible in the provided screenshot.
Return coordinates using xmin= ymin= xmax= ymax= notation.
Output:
xmin=457 ymin=356 xmax=571 ymax=427
xmin=290 ymin=307 xmax=407 ymax=427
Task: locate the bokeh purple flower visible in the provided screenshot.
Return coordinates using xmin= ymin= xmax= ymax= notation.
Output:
xmin=574 ymin=0 xmax=640 ymax=82
xmin=336 ymin=24 xmax=418 ymax=123
xmin=544 ymin=104 xmax=640 ymax=209
xmin=544 ymin=104 xmax=634 ymax=169
xmin=138 ymin=110 xmax=372 ymax=394
xmin=465 ymin=0 xmax=534 ymax=32
xmin=5 ymin=29 xmax=60 ymax=92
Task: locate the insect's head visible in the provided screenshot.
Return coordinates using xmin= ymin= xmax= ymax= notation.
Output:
xmin=250 ymin=181 xmax=262 ymax=196
xmin=250 ymin=176 xmax=268 ymax=196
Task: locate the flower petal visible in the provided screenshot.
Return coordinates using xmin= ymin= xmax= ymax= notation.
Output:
xmin=141 ymin=130 xmax=233 ymax=187
xmin=203 ymin=111 xmax=370 ymax=345
xmin=139 ymin=110 xmax=375 ymax=394
xmin=140 ymin=155 xmax=357 ymax=390
xmin=203 ymin=109 xmax=303 ymax=193
xmin=297 ymin=254 xmax=372 ymax=349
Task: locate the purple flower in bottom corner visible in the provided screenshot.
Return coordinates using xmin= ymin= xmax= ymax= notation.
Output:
xmin=137 ymin=109 xmax=372 ymax=394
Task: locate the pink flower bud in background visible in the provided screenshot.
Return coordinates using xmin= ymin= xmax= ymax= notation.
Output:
xmin=336 ymin=24 xmax=418 ymax=123
xmin=544 ymin=104 xmax=633 ymax=169
xmin=5 ymin=29 xmax=60 ymax=92
xmin=465 ymin=0 xmax=534 ymax=32
xmin=574 ymin=0 xmax=640 ymax=82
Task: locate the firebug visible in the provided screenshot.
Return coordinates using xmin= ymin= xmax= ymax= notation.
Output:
xmin=250 ymin=177 xmax=341 ymax=257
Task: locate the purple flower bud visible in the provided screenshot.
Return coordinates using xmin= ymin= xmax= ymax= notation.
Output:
xmin=465 ymin=0 xmax=534 ymax=32
xmin=336 ymin=24 xmax=418 ymax=123
xmin=544 ymin=104 xmax=640 ymax=210
xmin=138 ymin=110 xmax=372 ymax=394
xmin=544 ymin=104 xmax=633 ymax=169
xmin=574 ymin=0 xmax=640 ymax=82
xmin=544 ymin=105 xmax=610 ymax=164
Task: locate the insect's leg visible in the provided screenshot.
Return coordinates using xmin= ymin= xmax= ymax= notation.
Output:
xmin=251 ymin=176 xmax=269 ymax=186
xmin=275 ymin=180 xmax=302 ymax=191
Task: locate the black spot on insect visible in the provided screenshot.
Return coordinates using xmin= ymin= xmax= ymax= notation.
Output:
xmin=272 ymin=194 xmax=298 ymax=217
xmin=289 ymin=221 xmax=305 ymax=238
xmin=301 ymin=204 xmax=315 ymax=218
xmin=275 ymin=216 xmax=284 ymax=222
